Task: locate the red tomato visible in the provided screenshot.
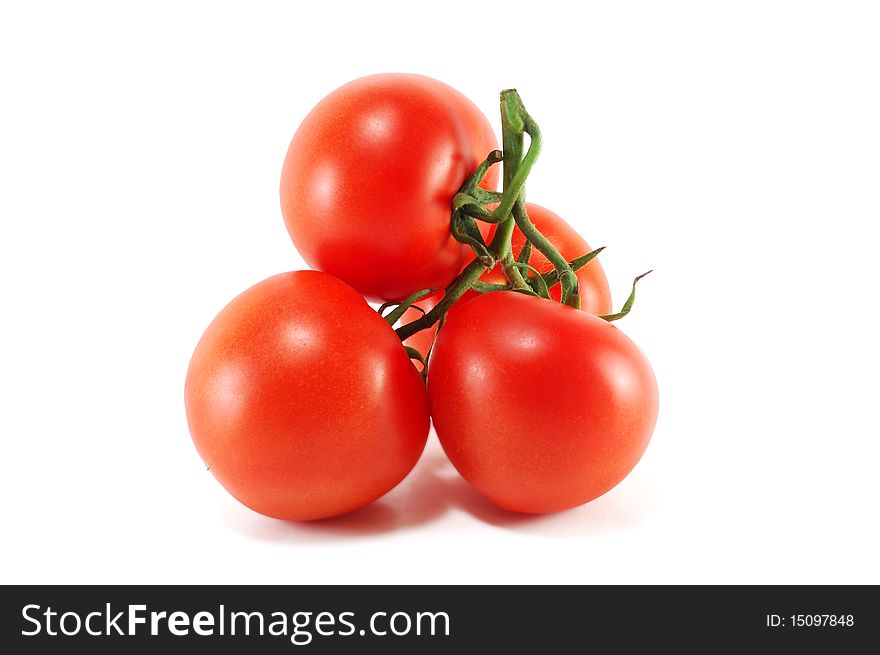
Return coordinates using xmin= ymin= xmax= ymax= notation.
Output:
xmin=401 ymin=202 xmax=612 ymax=357
xmin=184 ymin=271 xmax=429 ymax=520
xmin=427 ymin=291 xmax=657 ymax=513
xmin=280 ymin=74 xmax=498 ymax=302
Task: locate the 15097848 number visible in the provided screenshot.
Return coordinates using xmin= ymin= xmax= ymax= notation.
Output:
xmin=791 ymin=614 xmax=855 ymax=627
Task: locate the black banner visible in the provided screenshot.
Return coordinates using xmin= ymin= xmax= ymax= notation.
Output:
xmin=1 ymin=585 xmax=875 ymax=652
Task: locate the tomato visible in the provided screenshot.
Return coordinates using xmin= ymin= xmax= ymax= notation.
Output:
xmin=401 ymin=202 xmax=612 ymax=357
xmin=280 ymin=74 xmax=499 ymax=302
xmin=427 ymin=291 xmax=657 ymax=513
xmin=184 ymin=271 xmax=429 ymax=520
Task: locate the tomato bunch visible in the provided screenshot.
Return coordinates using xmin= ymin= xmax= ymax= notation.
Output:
xmin=185 ymin=74 xmax=658 ymax=521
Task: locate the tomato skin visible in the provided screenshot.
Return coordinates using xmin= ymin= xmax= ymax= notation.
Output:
xmin=402 ymin=203 xmax=611 ymax=357
xmin=280 ymin=74 xmax=498 ymax=302
xmin=427 ymin=291 xmax=657 ymax=513
xmin=184 ymin=271 xmax=429 ymax=520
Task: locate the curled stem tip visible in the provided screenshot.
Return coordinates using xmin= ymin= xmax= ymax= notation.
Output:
xmin=600 ymin=271 xmax=652 ymax=322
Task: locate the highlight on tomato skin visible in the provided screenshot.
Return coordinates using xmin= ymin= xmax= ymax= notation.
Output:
xmin=184 ymin=270 xmax=430 ymax=521
xmin=426 ymin=291 xmax=658 ymax=514
xmin=280 ymin=73 xmax=499 ymax=303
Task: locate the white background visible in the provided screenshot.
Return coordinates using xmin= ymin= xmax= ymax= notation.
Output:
xmin=2 ymin=1 xmax=878 ymax=584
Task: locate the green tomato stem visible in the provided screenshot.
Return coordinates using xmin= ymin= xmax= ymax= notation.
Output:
xmin=491 ymin=90 xmax=542 ymax=225
xmin=394 ymin=259 xmax=488 ymax=341
xmin=512 ymin=198 xmax=580 ymax=309
xmin=490 ymin=90 xmax=531 ymax=290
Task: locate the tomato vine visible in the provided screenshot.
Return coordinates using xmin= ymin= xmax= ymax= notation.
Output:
xmin=394 ymin=89 xmax=649 ymax=343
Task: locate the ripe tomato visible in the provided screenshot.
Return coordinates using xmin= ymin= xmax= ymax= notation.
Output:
xmin=184 ymin=271 xmax=429 ymax=521
xmin=401 ymin=202 xmax=612 ymax=357
xmin=427 ymin=291 xmax=657 ymax=513
xmin=280 ymin=74 xmax=499 ymax=302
